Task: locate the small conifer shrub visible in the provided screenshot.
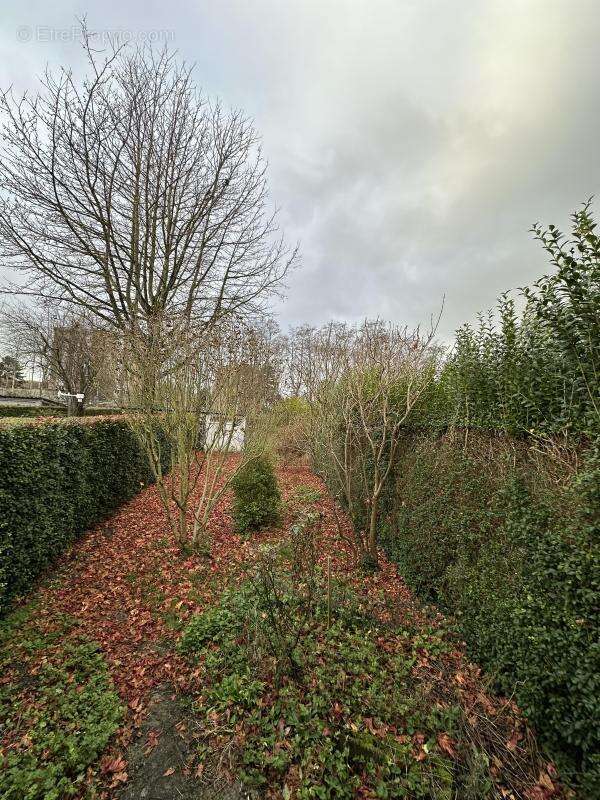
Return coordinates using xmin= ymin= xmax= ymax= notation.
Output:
xmin=231 ymin=455 xmax=281 ymax=534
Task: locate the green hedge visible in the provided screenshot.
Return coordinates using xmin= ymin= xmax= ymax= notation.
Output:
xmin=0 ymin=406 xmax=123 ymax=419
xmin=381 ymin=433 xmax=600 ymax=797
xmin=0 ymin=418 xmax=167 ymax=613
xmin=430 ymin=202 xmax=600 ymax=436
xmin=0 ymin=405 xmax=65 ymax=419
xmin=306 ymin=202 xmax=599 ymax=795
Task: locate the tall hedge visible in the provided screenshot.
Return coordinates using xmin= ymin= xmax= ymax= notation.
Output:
xmin=433 ymin=202 xmax=599 ymax=436
xmin=381 ymin=434 xmax=600 ymax=796
xmin=307 ymin=204 xmax=599 ymax=795
xmin=0 ymin=417 xmax=168 ymax=613
xmin=374 ymin=204 xmax=600 ymax=794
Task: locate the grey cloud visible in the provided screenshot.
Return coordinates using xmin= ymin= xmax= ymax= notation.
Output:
xmin=1 ymin=0 xmax=599 ymax=339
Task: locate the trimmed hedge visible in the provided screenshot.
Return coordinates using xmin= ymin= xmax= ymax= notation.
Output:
xmin=0 ymin=405 xmax=65 ymax=419
xmin=0 ymin=417 xmax=167 ymax=613
xmin=0 ymin=405 xmax=123 ymax=419
xmin=381 ymin=433 xmax=600 ymax=797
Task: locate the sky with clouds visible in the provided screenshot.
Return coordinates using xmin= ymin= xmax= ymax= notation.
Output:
xmin=1 ymin=0 xmax=599 ymax=339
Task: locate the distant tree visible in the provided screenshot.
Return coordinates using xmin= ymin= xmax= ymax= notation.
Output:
xmin=3 ymin=305 xmax=117 ymax=413
xmin=0 ymin=355 xmax=24 ymax=388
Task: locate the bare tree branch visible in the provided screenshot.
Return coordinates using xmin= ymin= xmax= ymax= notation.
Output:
xmin=0 ymin=29 xmax=296 ymax=334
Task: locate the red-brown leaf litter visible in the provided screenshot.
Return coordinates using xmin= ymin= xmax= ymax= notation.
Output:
xmin=2 ymin=461 xmax=566 ymax=799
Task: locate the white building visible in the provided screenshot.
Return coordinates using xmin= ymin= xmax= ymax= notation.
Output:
xmin=204 ymin=414 xmax=245 ymax=451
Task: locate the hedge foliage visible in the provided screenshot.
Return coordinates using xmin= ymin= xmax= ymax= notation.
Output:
xmin=381 ymin=434 xmax=600 ymax=796
xmin=374 ymin=204 xmax=600 ymax=795
xmin=428 ymin=201 xmax=599 ymax=436
xmin=0 ymin=405 xmax=123 ymax=419
xmin=306 ymin=203 xmax=599 ymax=794
xmin=0 ymin=417 xmax=168 ymax=613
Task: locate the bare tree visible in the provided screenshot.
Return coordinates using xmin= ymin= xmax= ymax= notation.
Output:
xmin=297 ymin=320 xmax=439 ymax=568
xmin=0 ymin=30 xmax=295 ymax=335
xmin=0 ymin=307 xmax=30 ymax=388
xmin=3 ymin=304 xmax=117 ymax=414
xmin=284 ymin=322 xmax=352 ymax=399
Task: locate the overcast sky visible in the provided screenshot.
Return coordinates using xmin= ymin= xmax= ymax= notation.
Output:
xmin=1 ymin=0 xmax=599 ymax=339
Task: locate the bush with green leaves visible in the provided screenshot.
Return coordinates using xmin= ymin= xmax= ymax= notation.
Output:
xmin=433 ymin=202 xmax=600 ymax=437
xmin=0 ymin=417 xmax=169 ymax=613
xmin=231 ymin=454 xmax=281 ymax=533
xmin=0 ymin=608 xmax=123 ymax=799
xmin=383 ymin=433 xmax=600 ymax=796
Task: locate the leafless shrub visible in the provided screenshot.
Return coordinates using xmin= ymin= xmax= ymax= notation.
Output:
xmin=249 ymin=510 xmax=321 ymax=678
xmin=290 ymin=319 xmax=441 ymax=567
xmin=126 ymin=314 xmax=280 ymax=551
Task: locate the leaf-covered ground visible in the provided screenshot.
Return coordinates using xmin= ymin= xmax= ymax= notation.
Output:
xmin=0 ymin=463 xmax=568 ymax=799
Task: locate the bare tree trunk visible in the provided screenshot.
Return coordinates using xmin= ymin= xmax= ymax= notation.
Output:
xmin=177 ymin=506 xmax=188 ymax=549
xmin=65 ymin=395 xmax=86 ymax=416
xmin=366 ymin=493 xmax=380 ymax=569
